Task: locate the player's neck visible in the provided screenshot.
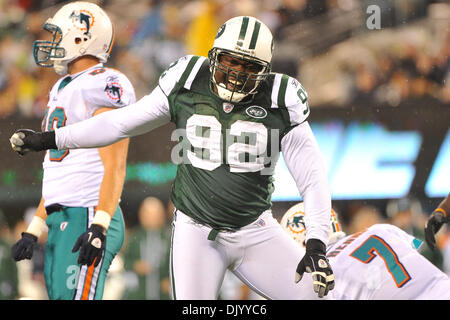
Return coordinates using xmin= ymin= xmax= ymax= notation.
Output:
xmin=67 ymin=56 xmax=101 ymax=75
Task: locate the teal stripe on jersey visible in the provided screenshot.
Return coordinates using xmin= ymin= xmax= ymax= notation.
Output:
xmin=249 ymin=21 xmax=261 ymax=50
xmin=58 ymin=76 xmax=72 ymax=91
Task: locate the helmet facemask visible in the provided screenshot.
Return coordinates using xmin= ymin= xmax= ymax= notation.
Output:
xmin=33 ymin=22 xmax=66 ymax=68
xmin=208 ymin=16 xmax=274 ymax=103
xmin=209 ymin=48 xmax=271 ymax=103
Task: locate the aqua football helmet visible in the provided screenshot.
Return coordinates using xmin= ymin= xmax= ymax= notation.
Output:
xmin=209 ymin=16 xmax=273 ymax=103
xmin=33 ymin=1 xmax=115 ymax=75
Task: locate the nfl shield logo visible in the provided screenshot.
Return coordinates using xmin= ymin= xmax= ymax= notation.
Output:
xmin=255 ymin=219 xmax=265 ymax=227
xmin=223 ymin=102 xmax=234 ymax=113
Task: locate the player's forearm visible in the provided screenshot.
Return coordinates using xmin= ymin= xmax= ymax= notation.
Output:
xmin=25 ymin=198 xmax=48 ymax=238
xmin=96 ymin=168 xmax=126 ymax=220
xmin=55 ymin=87 xmax=170 ymax=150
xmin=438 ymin=194 xmax=450 ymax=214
xmin=281 ymin=122 xmax=331 ymax=245
xmin=436 ymin=193 xmax=450 ymax=216
xmin=35 ymin=198 xmax=48 ymax=220
xmin=95 ymin=138 xmax=129 ymax=228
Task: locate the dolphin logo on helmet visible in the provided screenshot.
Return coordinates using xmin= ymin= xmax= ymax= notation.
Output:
xmin=69 ymin=10 xmax=93 ymax=35
xmin=280 ymin=202 xmax=346 ymax=248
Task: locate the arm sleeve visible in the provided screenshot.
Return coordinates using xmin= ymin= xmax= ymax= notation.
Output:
xmin=437 ymin=193 xmax=450 ymax=214
xmin=55 ymin=86 xmax=170 ymax=149
xmin=281 ymin=121 xmax=331 ymax=245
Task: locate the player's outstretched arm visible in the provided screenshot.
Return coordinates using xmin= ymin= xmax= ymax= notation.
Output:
xmin=281 ymin=123 xmax=334 ymax=297
xmin=11 ymin=198 xmax=47 ymax=261
xmin=425 ymin=193 xmax=450 ymax=250
xmin=9 ymin=86 xmax=170 ymax=155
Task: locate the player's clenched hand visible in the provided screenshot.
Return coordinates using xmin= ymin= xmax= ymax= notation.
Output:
xmin=295 ymin=239 xmax=334 ymax=298
xmin=11 ymin=232 xmax=38 ymax=261
xmin=10 ymin=129 xmax=57 ymax=156
xmin=72 ymin=224 xmax=107 ymax=267
xmin=425 ymin=210 xmax=448 ymax=250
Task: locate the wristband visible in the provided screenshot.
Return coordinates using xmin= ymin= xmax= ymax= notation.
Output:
xmin=306 ymin=238 xmax=326 ymax=253
xmin=41 ymin=131 xmax=57 ymax=150
xmin=92 ymin=210 xmax=111 ymax=230
xmin=435 ymin=208 xmax=447 ymax=217
xmin=25 ymin=216 xmax=47 ymax=238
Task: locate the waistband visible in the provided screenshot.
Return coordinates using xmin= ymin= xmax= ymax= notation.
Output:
xmin=45 ymin=203 xmax=65 ymax=215
xmin=174 ymin=208 xmax=273 ymax=241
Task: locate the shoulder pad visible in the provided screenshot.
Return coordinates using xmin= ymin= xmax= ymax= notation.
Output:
xmin=159 ymin=55 xmax=207 ymax=96
xmin=83 ymin=67 xmax=136 ymax=108
xmin=270 ymin=73 xmax=310 ymax=126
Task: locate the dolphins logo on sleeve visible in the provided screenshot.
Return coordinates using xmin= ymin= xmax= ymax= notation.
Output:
xmin=104 ymin=76 xmax=123 ymax=104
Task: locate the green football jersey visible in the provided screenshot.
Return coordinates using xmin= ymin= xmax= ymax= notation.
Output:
xmin=159 ymin=55 xmax=310 ymax=230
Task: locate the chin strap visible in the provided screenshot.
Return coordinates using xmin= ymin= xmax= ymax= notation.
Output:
xmin=53 ymin=60 xmax=69 ymax=75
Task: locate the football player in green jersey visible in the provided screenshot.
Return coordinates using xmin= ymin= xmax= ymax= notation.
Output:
xmin=10 ymin=16 xmax=334 ymax=299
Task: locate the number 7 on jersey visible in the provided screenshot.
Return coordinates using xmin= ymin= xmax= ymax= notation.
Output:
xmin=350 ymin=235 xmax=412 ymax=288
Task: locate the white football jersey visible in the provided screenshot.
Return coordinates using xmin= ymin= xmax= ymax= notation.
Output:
xmin=41 ymin=64 xmax=135 ymax=208
xmin=326 ymin=224 xmax=450 ymax=300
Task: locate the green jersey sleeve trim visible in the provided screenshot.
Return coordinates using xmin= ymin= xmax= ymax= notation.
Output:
xmin=277 ymin=74 xmax=289 ymax=109
xmin=159 ymin=55 xmax=203 ymax=122
xmin=271 ymin=73 xmax=311 ymax=141
xmin=178 ymin=55 xmax=201 ymax=89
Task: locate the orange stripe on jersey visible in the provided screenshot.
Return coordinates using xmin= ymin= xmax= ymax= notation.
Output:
xmin=81 ymin=262 xmax=96 ymax=300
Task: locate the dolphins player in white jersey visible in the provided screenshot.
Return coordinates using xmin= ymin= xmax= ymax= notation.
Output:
xmin=10 ymin=16 xmax=334 ymax=299
xmin=281 ymin=202 xmax=450 ymax=299
xmin=10 ymin=2 xmax=135 ymax=300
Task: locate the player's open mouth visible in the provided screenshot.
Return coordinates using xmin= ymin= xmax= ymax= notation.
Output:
xmin=226 ymin=78 xmax=244 ymax=90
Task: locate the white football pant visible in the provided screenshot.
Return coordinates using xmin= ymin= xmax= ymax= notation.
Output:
xmin=170 ymin=209 xmax=325 ymax=300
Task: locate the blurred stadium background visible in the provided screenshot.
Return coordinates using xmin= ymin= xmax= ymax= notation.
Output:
xmin=0 ymin=0 xmax=448 ymax=299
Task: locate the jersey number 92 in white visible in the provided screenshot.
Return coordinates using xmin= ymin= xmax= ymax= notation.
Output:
xmin=171 ymin=114 xmax=278 ymax=173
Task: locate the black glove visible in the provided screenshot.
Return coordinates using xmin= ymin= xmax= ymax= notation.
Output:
xmin=295 ymin=238 xmax=334 ymax=298
xmin=424 ymin=210 xmax=449 ymax=250
xmin=11 ymin=232 xmax=38 ymax=261
xmin=72 ymin=224 xmax=107 ymax=267
xmin=10 ymin=129 xmax=57 ymax=155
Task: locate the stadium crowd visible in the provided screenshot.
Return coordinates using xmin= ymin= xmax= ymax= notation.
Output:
xmin=1 ymin=0 xmax=447 ymax=119
xmin=299 ymin=5 xmax=450 ymax=107
xmin=0 ymin=0 xmax=339 ymax=119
